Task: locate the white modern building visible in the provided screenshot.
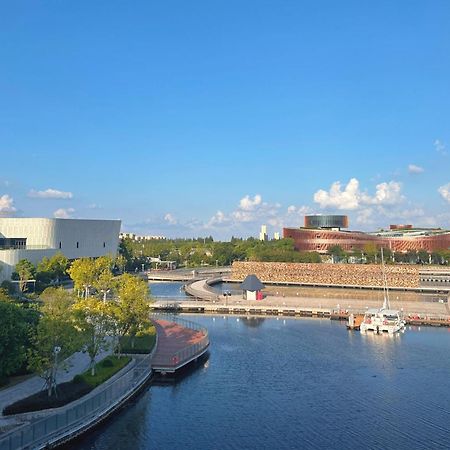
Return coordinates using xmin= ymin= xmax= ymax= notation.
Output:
xmin=259 ymin=225 xmax=268 ymax=241
xmin=0 ymin=218 xmax=121 ymax=282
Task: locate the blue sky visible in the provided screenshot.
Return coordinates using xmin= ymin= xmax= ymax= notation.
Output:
xmin=1 ymin=1 xmax=449 ymax=239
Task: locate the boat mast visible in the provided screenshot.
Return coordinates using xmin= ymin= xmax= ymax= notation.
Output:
xmin=381 ymin=247 xmax=390 ymax=310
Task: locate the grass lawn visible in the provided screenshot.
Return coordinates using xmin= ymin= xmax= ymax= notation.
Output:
xmin=76 ymin=355 xmax=131 ymax=388
xmin=119 ymin=325 xmax=156 ymax=354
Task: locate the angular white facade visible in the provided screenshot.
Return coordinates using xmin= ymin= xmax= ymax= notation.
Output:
xmin=0 ymin=218 xmax=121 ymax=282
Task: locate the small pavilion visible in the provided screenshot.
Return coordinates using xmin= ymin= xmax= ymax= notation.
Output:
xmin=240 ymin=274 xmax=265 ymax=300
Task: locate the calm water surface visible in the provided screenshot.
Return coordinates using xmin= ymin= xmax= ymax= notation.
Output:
xmin=149 ymin=281 xmax=188 ymax=300
xmin=74 ymin=313 xmax=450 ymax=450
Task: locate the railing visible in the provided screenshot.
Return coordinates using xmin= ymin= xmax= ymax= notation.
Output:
xmin=0 ymin=344 xmax=157 ymax=450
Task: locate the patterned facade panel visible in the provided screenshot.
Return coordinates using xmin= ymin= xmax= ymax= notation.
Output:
xmin=283 ymin=228 xmax=450 ymax=254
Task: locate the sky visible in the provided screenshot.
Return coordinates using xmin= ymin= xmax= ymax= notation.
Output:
xmin=1 ymin=1 xmax=449 ymax=240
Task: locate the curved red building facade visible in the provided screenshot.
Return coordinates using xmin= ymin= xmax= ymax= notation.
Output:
xmin=284 ymin=222 xmax=450 ymax=254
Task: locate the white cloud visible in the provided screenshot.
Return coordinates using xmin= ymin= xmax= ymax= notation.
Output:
xmin=438 ymin=183 xmax=450 ymax=203
xmin=408 ymin=164 xmax=424 ymax=174
xmin=29 ymin=188 xmax=73 ymax=199
xmin=313 ymin=178 xmax=404 ymax=210
xmin=0 ymin=194 xmax=17 ymax=214
xmin=53 ymin=208 xmax=75 ymax=219
xmin=313 ymin=178 xmax=361 ymax=210
xmin=238 ymin=194 xmax=262 ymax=211
xmin=435 ymin=139 xmax=447 ymax=156
xmin=370 ymin=181 xmax=404 ymax=206
xmin=164 ymin=213 xmax=178 ymax=225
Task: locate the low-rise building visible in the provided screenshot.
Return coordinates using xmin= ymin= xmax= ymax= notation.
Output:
xmin=283 ymin=215 xmax=450 ymax=254
xmin=0 ymin=218 xmax=121 ymax=281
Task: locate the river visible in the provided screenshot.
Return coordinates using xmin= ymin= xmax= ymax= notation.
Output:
xmin=72 ymin=283 xmax=450 ymax=449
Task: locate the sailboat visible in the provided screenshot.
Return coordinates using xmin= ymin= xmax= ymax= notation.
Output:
xmin=359 ymin=248 xmax=406 ymax=334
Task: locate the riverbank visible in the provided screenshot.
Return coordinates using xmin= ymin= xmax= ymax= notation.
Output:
xmin=0 ymin=317 xmax=208 ymax=450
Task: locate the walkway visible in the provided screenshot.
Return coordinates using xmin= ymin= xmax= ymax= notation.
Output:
xmin=0 ymin=347 xmax=111 ymax=425
xmin=151 ymin=319 xmax=209 ymax=373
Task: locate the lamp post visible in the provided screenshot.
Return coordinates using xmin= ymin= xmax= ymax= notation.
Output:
xmin=52 ymin=346 xmax=61 ymax=396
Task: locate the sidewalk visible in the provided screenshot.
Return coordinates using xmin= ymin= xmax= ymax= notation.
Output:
xmin=0 ymin=347 xmax=111 ymax=419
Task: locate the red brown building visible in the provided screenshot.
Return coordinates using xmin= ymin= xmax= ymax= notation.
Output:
xmin=283 ymin=215 xmax=450 ymax=254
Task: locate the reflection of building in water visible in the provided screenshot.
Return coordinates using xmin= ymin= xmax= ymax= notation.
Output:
xmin=241 ymin=317 xmax=266 ymax=328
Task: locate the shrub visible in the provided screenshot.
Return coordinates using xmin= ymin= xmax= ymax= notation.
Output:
xmin=3 ymin=380 xmax=91 ymax=415
xmin=101 ymin=358 xmax=114 ymax=368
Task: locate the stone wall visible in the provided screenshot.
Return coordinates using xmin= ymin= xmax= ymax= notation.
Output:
xmin=231 ymin=261 xmax=421 ymax=289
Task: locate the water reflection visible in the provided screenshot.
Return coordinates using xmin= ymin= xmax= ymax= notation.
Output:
xmin=241 ymin=317 xmax=266 ymax=328
xmin=75 ymin=316 xmax=450 ymax=450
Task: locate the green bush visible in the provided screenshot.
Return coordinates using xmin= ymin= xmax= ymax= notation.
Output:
xmin=3 ymin=380 xmax=92 ymax=415
xmin=119 ymin=326 xmax=156 ymax=354
xmin=101 ymin=358 xmax=114 ymax=368
xmin=3 ymin=356 xmax=131 ymax=415
xmin=77 ymin=356 xmax=131 ymax=388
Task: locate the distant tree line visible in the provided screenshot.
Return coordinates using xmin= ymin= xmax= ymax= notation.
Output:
xmin=119 ymin=237 xmax=322 ymax=270
xmin=328 ymin=243 xmax=450 ymax=265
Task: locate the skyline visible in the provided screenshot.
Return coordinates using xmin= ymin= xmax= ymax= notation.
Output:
xmin=1 ymin=1 xmax=450 ymax=239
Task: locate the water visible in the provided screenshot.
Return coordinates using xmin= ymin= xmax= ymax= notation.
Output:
xmin=74 ymin=315 xmax=450 ymax=450
xmin=149 ymin=282 xmax=189 ymax=300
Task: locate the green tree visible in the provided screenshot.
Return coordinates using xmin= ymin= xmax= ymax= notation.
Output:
xmin=68 ymin=258 xmax=96 ymax=298
xmin=329 ymin=245 xmax=347 ymax=262
xmin=28 ymin=288 xmax=79 ymax=396
xmin=0 ymin=300 xmax=30 ymax=382
xmin=37 ymin=252 xmax=69 ymax=286
xmin=113 ymin=274 xmax=151 ymax=352
xmin=73 ymin=297 xmax=115 ymax=375
xmin=92 ymin=256 xmax=115 ymax=301
xmin=13 ymin=259 xmax=36 ymax=292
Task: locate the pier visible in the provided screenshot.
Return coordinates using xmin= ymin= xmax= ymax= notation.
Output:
xmin=151 ymin=317 xmax=209 ymax=374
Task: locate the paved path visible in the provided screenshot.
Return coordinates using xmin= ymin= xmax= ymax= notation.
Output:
xmin=151 ymin=319 xmax=206 ymax=369
xmin=184 ymin=279 xmax=450 ymax=317
xmin=0 ymin=347 xmax=111 ymax=419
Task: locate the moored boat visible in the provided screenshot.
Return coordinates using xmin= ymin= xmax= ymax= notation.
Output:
xmin=359 ymin=249 xmax=406 ymax=335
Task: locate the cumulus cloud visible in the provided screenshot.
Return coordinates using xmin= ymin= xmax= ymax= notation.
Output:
xmin=239 ymin=194 xmax=262 ymax=211
xmin=164 ymin=213 xmax=178 ymax=225
xmin=408 ymin=164 xmax=424 ymax=174
xmin=29 ymin=188 xmax=73 ymax=199
xmin=435 ymin=139 xmax=447 ymax=156
xmin=438 ymin=183 xmax=450 ymax=203
xmin=0 ymin=194 xmax=17 ymax=215
xmin=313 ymin=178 xmax=404 ymax=210
xmin=53 ymin=208 xmax=75 ymax=219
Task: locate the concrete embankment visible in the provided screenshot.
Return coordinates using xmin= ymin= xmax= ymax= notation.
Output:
xmin=174 ymin=275 xmax=450 ymax=326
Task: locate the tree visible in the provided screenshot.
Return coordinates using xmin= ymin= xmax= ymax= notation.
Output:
xmin=68 ymin=258 xmax=97 ymax=298
xmin=0 ymin=300 xmax=30 ymax=382
xmin=329 ymin=245 xmax=347 ymax=263
xmin=92 ymin=256 xmax=115 ymax=301
xmin=13 ymin=259 xmax=36 ymax=292
xmin=113 ymin=274 xmax=151 ymax=352
xmin=73 ymin=297 xmax=115 ymax=375
xmin=37 ymin=252 xmax=69 ymax=285
xmin=115 ymin=254 xmax=127 ymax=274
xmin=28 ymin=288 xmax=79 ymax=396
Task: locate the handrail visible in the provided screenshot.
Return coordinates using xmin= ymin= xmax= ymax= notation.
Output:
xmin=0 ymin=342 xmax=158 ymax=450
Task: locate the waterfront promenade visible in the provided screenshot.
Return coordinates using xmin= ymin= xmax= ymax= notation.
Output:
xmin=151 ymin=318 xmax=209 ymax=373
xmin=177 ymin=279 xmax=450 ymax=320
xmin=0 ymin=317 xmax=208 ymax=450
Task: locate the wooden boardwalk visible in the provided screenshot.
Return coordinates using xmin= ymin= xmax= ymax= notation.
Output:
xmin=151 ymin=319 xmax=209 ymax=373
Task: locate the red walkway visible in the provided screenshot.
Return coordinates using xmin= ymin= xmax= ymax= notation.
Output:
xmin=151 ymin=319 xmax=208 ymax=372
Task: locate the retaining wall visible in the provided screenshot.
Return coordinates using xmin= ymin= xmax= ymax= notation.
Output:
xmin=231 ymin=261 xmax=421 ymax=289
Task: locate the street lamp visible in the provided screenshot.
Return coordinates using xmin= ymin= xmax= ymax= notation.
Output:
xmin=53 ymin=346 xmax=61 ymax=395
